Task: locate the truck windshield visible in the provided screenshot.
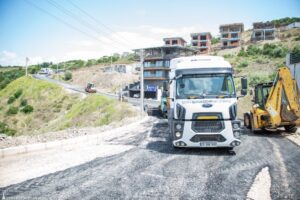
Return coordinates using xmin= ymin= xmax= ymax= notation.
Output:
xmin=176 ymin=74 xmax=235 ymax=99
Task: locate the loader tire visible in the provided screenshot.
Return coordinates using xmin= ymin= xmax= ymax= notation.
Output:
xmin=243 ymin=113 xmax=251 ymax=129
xmin=284 ymin=125 xmax=297 ymax=133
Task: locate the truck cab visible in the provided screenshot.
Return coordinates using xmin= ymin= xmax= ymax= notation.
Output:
xmin=168 ymin=56 xmax=247 ymax=149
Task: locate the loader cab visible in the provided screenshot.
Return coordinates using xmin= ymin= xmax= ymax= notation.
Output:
xmin=254 ymin=82 xmax=273 ymax=109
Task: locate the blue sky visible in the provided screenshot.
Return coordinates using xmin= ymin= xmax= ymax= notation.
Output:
xmin=0 ymin=0 xmax=299 ymax=66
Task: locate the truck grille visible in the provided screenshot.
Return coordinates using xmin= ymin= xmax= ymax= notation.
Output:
xmin=190 ymin=134 xmax=226 ymax=142
xmin=191 ymin=113 xmax=224 ymax=133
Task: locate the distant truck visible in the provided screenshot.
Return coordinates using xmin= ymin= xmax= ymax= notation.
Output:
xmin=85 ymin=83 xmax=97 ymax=93
xmin=165 ymin=56 xmax=247 ymax=149
xmin=38 ymin=68 xmax=53 ymax=75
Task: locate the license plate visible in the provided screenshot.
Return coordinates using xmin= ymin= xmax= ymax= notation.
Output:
xmin=199 ymin=141 xmax=217 ymax=147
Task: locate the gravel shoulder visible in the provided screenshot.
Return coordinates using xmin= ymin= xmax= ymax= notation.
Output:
xmin=0 ymin=114 xmax=143 ymax=149
xmin=0 ymin=116 xmax=152 ymax=187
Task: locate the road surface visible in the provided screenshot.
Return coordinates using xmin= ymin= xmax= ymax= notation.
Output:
xmin=1 ymin=117 xmax=299 ymax=199
xmin=33 ymin=74 xmax=160 ymax=108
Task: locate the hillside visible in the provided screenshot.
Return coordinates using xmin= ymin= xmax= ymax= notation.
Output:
xmin=212 ymin=28 xmax=300 ymax=118
xmin=69 ymin=65 xmax=138 ymax=93
xmin=0 ymin=77 xmax=136 ymax=136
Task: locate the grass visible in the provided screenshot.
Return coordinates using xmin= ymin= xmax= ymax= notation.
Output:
xmin=59 ymin=94 xmax=134 ymax=129
xmin=0 ymin=76 xmax=135 ymax=136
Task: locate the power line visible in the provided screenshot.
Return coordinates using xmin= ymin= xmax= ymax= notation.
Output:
xmin=24 ymin=0 xmax=127 ymax=53
xmin=47 ymin=0 xmax=133 ymax=50
xmin=67 ymin=0 xmax=136 ymax=48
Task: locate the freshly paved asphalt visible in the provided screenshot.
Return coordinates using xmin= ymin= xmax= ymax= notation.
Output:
xmin=1 ymin=117 xmax=299 ymax=200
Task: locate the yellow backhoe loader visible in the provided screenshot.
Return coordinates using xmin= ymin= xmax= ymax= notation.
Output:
xmin=244 ymin=67 xmax=300 ymax=133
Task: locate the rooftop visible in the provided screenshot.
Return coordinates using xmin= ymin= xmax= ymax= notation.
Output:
xmin=190 ymin=32 xmax=212 ymax=37
xmin=220 ymin=23 xmax=244 ymax=28
xmin=163 ymin=37 xmax=187 ymax=43
xmin=253 ymin=21 xmax=275 ymax=29
xmin=132 ymin=45 xmax=197 ymax=52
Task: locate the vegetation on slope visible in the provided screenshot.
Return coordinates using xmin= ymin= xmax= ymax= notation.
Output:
xmin=0 ymin=77 xmax=135 ymax=136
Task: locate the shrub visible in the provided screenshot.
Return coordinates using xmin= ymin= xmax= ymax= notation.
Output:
xmin=272 ymin=47 xmax=287 ymax=58
xmin=247 ymin=45 xmax=261 ymax=55
xmin=21 ymin=105 xmax=34 ymax=114
xmin=291 ymin=45 xmax=300 ymax=54
xmin=0 ymin=121 xmax=16 ymax=136
xmin=262 ymin=43 xmax=276 ymax=56
xmin=64 ymin=71 xmax=72 ymax=81
xmin=211 ymin=37 xmax=220 ymax=45
xmin=237 ymin=61 xmax=248 ymax=68
xmin=7 ymin=106 xmax=18 ymax=115
xmin=295 ymin=35 xmax=300 ymax=41
xmin=249 ymin=73 xmax=272 ymax=87
xmin=14 ymin=89 xmax=23 ymax=99
xmin=238 ymin=48 xmax=248 ymax=57
xmin=20 ymin=99 xmax=28 ymax=107
xmin=7 ymin=96 xmax=16 ymax=104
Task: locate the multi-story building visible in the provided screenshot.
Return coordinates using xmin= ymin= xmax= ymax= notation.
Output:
xmin=190 ymin=32 xmax=212 ymax=54
xmin=251 ymin=22 xmax=276 ymax=41
xmin=220 ymin=23 xmax=244 ymax=48
xmin=132 ymin=43 xmax=196 ymax=99
xmin=163 ymin=37 xmax=187 ymax=46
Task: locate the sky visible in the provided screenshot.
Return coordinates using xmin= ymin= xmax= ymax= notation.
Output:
xmin=0 ymin=0 xmax=299 ymax=66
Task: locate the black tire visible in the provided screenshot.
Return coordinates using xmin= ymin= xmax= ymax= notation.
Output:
xmin=243 ymin=113 xmax=251 ymax=129
xmin=284 ymin=125 xmax=297 ymax=133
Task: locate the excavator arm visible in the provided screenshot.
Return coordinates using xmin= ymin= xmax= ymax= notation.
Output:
xmin=265 ymin=67 xmax=300 ymax=127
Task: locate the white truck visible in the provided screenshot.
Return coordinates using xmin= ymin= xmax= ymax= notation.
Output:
xmin=166 ymin=56 xmax=247 ymax=149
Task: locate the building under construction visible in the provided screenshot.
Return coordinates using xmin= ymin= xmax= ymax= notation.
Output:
xmin=251 ymin=22 xmax=276 ymax=41
xmin=131 ymin=38 xmax=196 ymax=99
xmin=190 ymin=32 xmax=212 ymax=54
xmin=220 ymin=23 xmax=244 ymax=48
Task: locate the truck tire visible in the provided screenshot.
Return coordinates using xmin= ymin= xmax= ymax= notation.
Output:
xmin=284 ymin=125 xmax=297 ymax=133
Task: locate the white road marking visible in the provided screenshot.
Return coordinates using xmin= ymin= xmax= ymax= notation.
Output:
xmin=247 ymin=167 xmax=271 ymax=200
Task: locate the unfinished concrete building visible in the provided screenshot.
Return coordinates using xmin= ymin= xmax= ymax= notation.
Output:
xmin=190 ymin=32 xmax=212 ymax=54
xmin=132 ymin=44 xmax=196 ymax=99
xmin=163 ymin=37 xmax=187 ymax=46
xmin=220 ymin=23 xmax=244 ymax=48
xmin=251 ymin=22 xmax=276 ymax=41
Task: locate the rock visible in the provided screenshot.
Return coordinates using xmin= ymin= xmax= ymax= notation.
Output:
xmin=0 ymin=134 xmax=8 ymax=140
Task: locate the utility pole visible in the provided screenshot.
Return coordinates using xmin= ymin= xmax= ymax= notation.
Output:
xmin=56 ymin=63 xmax=59 ymax=80
xmin=25 ymin=57 xmax=29 ymax=76
xmin=140 ymin=49 xmax=144 ymax=116
xmin=111 ymin=54 xmax=113 ymax=68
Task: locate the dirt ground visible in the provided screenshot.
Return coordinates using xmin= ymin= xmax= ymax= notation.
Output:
xmin=70 ymin=65 xmax=139 ymax=93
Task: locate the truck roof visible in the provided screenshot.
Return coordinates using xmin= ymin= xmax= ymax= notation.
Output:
xmin=170 ymin=56 xmax=232 ymax=70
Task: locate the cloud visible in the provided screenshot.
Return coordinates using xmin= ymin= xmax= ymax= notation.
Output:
xmin=0 ymin=50 xmax=17 ymax=61
xmin=1 ymin=25 xmax=219 ymax=66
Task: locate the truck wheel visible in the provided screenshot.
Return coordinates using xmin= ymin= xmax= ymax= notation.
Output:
xmin=243 ymin=113 xmax=251 ymax=129
xmin=284 ymin=125 xmax=297 ymax=133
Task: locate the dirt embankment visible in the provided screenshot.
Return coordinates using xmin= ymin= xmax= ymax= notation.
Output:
xmin=70 ymin=65 xmax=139 ymax=93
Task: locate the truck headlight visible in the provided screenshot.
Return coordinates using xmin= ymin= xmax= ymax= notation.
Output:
xmin=175 ymin=132 xmax=182 ymax=138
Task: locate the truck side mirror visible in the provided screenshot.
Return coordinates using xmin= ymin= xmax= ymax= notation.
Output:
xmin=241 ymin=77 xmax=248 ymax=96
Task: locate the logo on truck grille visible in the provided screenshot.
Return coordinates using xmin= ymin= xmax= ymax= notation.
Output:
xmin=192 ymin=113 xmax=225 ymax=133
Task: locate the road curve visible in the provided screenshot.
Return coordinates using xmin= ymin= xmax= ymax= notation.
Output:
xmin=0 ymin=118 xmax=299 ymax=199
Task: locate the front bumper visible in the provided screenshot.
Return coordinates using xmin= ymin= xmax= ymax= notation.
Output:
xmin=171 ymin=120 xmax=241 ymax=148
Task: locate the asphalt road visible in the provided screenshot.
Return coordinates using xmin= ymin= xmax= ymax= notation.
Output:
xmin=33 ymin=74 xmax=160 ymax=108
xmin=1 ymin=118 xmax=299 ymax=200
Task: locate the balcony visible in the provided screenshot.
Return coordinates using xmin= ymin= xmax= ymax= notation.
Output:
xmin=144 ymin=71 xmax=168 ymax=80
